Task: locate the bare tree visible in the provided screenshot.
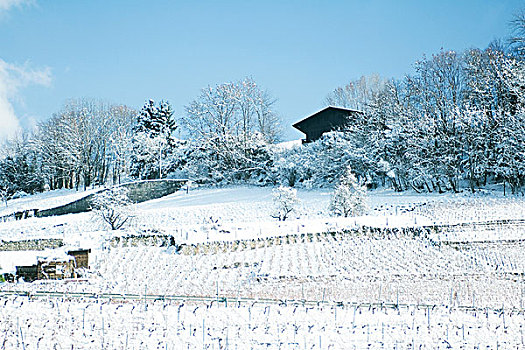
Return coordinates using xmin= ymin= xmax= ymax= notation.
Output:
xmin=91 ymin=186 xmax=134 ymax=230
xmin=108 ymin=105 xmax=135 ymax=184
xmin=183 ymin=77 xmax=281 ymax=144
xmin=509 ymin=10 xmax=525 ymax=57
xmin=271 ymin=186 xmax=299 ymax=221
xmin=35 ymin=99 xmax=136 ymax=190
xmin=325 ymin=74 xmax=387 ymax=112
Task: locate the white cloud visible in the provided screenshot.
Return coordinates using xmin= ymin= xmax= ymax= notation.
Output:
xmin=0 ymin=59 xmax=51 ymax=140
xmin=0 ymin=0 xmax=31 ymax=12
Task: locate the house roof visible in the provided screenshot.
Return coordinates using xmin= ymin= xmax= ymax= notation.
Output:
xmin=292 ymin=106 xmax=363 ymax=132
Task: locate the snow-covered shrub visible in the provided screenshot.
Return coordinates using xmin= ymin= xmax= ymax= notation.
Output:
xmin=0 ymin=188 xmax=7 ymax=207
xmin=91 ymin=186 xmax=134 ymax=230
xmin=329 ymin=167 xmax=368 ymax=217
xmin=271 ymin=132 xmax=382 ymax=189
xmin=181 ymin=133 xmax=274 ymax=185
xmin=271 ymin=186 xmax=299 ymax=221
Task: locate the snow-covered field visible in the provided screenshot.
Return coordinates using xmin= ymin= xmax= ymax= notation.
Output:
xmin=0 ymin=187 xmax=100 ymax=218
xmin=1 ymin=296 xmax=523 ymax=349
xmin=0 ymin=186 xmax=524 ymax=348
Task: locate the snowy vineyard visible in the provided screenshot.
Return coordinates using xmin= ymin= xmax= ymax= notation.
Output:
xmin=413 ymin=197 xmax=525 ymax=226
xmin=1 ymin=187 xmax=525 ymax=348
xmin=1 ymin=2 xmax=525 ymax=348
xmin=4 ymin=234 xmax=524 ymax=309
xmin=1 ymin=296 xmax=524 ymax=349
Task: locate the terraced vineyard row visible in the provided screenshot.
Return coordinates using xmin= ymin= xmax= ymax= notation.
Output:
xmin=5 ymin=232 xmax=521 ymax=309
xmin=1 ymin=295 xmax=523 ymax=349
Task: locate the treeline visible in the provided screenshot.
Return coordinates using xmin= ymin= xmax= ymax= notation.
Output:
xmin=0 ymin=15 xmax=524 ymax=200
xmin=258 ymin=21 xmax=524 ymax=195
xmin=298 ymin=44 xmax=525 ymax=194
xmin=0 ymin=100 xmax=135 ymax=195
xmin=0 ymin=77 xmax=282 ymax=202
xmin=281 ymin=15 xmax=525 ymax=194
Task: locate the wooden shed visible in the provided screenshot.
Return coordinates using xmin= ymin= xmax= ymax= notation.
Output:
xmin=36 ymin=259 xmax=75 ymax=280
xmin=14 ymin=249 xmax=91 ymax=282
xmin=15 ymin=259 xmax=75 ymax=282
xmin=15 ymin=265 xmax=38 ymax=282
xmin=67 ymin=248 xmax=91 ymax=269
xmin=292 ymin=106 xmax=363 ymax=143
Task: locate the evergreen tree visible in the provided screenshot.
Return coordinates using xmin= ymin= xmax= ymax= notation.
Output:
xmin=135 ymin=99 xmax=176 ymax=138
xmin=131 ymin=99 xmax=178 ymax=179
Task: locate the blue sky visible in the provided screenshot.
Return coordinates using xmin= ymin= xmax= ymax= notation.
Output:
xmin=0 ymin=0 xmax=523 ymax=140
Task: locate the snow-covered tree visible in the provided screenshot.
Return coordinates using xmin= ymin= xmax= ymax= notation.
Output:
xmin=107 ymin=105 xmax=136 ymax=184
xmin=180 ymin=78 xmax=279 ymax=184
xmin=271 ymin=130 xmax=382 ymax=189
xmin=271 ymin=186 xmax=299 ymax=221
xmin=329 ymin=167 xmax=368 ymax=217
xmin=183 ymin=77 xmax=281 ymax=144
xmin=33 ymin=99 xmax=136 ymax=190
xmin=320 ymin=43 xmax=524 ymax=195
xmin=135 ymin=99 xmax=176 ymax=138
xmin=131 ymin=99 xmax=178 ymax=180
xmin=0 ymin=187 xmax=9 ymax=207
xmin=181 ymin=132 xmax=272 ymax=184
xmin=91 ymin=186 xmax=134 ymax=230
xmin=325 ymin=74 xmax=387 ymax=112
xmin=0 ymin=134 xmax=44 ymax=198
xmin=509 ymin=11 xmax=525 ymax=57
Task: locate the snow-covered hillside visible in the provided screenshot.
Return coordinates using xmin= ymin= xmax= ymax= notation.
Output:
xmin=0 ymin=187 xmax=99 ymax=217
xmin=0 ymin=185 xmax=524 ymax=348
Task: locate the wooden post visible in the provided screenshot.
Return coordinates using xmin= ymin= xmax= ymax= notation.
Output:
xmin=202 ymin=319 xmax=205 ymax=350
xmin=19 ymin=326 xmax=26 ymax=350
xmin=144 ymin=285 xmax=147 ymax=311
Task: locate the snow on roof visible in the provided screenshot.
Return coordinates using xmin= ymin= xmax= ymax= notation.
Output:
xmin=0 ymin=248 xmax=73 ymax=274
xmin=37 ymin=249 xmax=74 ymax=262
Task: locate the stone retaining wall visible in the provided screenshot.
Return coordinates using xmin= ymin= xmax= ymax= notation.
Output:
xmin=109 ymin=234 xmax=177 ymax=248
xmin=173 ymin=226 xmax=441 ymax=255
xmin=0 ymin=238 xmax=64 ymax=251
xmin=35 ymin=179 xmax=187 ymax=218
xmin=107 ymin=225 xmax=442 ymax=255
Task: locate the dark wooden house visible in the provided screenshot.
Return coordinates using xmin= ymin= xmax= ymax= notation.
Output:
xmin=292 ymin=106 xmax=363 ymax=143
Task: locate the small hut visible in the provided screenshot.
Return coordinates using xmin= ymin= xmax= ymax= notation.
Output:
xmin=67 ymin=248 xmax=91 ymax=269
xmin=14 ymin=250 xmax=77 ymax=281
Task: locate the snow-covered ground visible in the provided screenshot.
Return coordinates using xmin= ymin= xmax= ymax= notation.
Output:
xmin=1 ymin=186 xmax=523 ymax=244
xmin=0 ymin=187 xmax=100 ymax=217
xmin=0 ymin=185 xmax=524 ymax=348
xmin=0 ymin=186 xmax=430 ymax=244
xmin=1 ymin=296 xmax=522 ymax=349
